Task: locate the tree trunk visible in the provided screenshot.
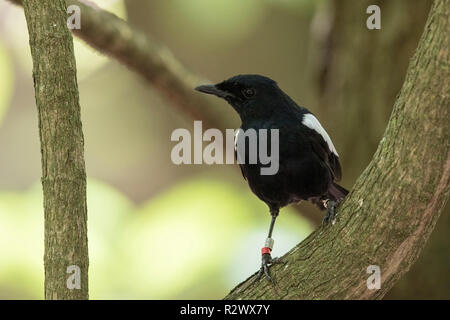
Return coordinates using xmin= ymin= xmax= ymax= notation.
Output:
xmin=23 ymin=0 xmax=89 ymax=299
xmin=313 ymin=0 xmax=433 ymax=181
xmin=226 ymin=0 xmax=449 ymax=299
xmin=309 ymin=0 xmax=450 ymax=299
xmin=385 ymin=208 xmax=450 ymax=299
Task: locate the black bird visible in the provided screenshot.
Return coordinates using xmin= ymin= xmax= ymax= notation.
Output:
xmin=195 ymin=74 xmax=348 ymax=282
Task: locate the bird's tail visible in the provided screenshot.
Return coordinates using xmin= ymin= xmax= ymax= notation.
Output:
xmin=328 ymin=182 xmax=349 ymax=202
xmin=310 ymin=182 xmax=349 ymax=211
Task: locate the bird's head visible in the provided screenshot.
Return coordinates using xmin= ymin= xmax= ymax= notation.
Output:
xmin=195 ymin=74 xmax=284 ymax=122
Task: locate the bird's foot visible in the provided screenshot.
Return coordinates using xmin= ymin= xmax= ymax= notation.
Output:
xmin=322 ymin=199 xmax=338 ymax=225
xmin=251 ymin=250 xmax=285 ymax=286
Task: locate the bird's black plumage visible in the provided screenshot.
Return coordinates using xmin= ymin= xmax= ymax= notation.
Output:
xmin=195 ymin=74 xmax=348 ymax=282
xmin=197 ymin=74 xmax=347 ymax=210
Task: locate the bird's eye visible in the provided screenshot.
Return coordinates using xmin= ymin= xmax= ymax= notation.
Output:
xmin=242 ymin=88 xmax=255 ymax=98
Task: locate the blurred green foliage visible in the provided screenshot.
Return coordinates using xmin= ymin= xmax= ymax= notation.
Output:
xmin=160 ymin=0 xmax=266 ymax=47
xmin=156 ymin=0 xmax=320 ymax=49
xmin=0 ymin=177 xmax=312 ymax=299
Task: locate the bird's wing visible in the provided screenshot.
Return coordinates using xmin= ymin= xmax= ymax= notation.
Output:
xmin=302 ymin=113 xmax=338 ymax=157
xmin=301 ymin=113 xmax=342 ymax=181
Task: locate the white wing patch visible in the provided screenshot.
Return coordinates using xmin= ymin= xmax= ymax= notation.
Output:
xmin=302 ymin=113 xmax=339 ymax=157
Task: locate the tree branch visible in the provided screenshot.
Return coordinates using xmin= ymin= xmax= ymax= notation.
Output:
xmin=8 ymin=0 xmax=225 ymax=129
xmin=23 ymin=0 xmax=88 ymax=299
xmin=226 ymin=0 xmax=449 ymax=299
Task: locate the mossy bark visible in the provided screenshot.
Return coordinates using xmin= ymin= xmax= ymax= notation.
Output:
xmin=23 ymin=0 xmax=88 ymax=299
xmin=226 ymin=0 xmax=449 ymax=299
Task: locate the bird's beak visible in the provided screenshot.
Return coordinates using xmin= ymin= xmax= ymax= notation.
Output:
xmin=195 ymin=84 xmax=234 ymax=99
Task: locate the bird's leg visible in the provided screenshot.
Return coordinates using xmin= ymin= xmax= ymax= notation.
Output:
xmin=322 ymin=199 xmax=338 ymax=225
xmin=252 ymin=208 xmax=285 ymax=285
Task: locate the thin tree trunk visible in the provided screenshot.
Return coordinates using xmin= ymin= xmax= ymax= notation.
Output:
xmin=226 ymin=0 xmax=449 ymax=299
xmin=23 ymin=0 xmax=89 ymax=299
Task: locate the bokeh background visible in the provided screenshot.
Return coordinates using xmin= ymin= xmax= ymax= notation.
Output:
xmin=0 ymin=0 xmax=448 ymax=299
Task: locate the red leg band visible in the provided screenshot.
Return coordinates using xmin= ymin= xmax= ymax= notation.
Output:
xmin=261 ymin=247 xmax=271 ymax=255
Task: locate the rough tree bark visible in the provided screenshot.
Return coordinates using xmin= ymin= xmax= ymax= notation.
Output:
xmin=23 ymin=0 xmax=88 ymax=299
xmin=226 ymin=0 xmax=449 ymax=299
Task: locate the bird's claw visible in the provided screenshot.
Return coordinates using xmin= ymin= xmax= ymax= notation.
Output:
xmin=251 ymin=253 xmax=285 ymax=285
xmin=322 ymin=199 xmax=338 ymax=225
